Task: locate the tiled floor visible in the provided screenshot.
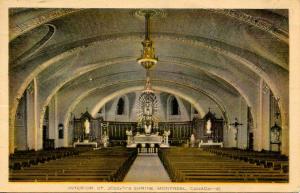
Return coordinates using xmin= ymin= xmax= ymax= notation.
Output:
xmin=123 ymin=154 xmax=171 ymax=182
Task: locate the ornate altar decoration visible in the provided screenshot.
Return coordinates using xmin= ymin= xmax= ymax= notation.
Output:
xmin=136 ymin=88 xmax=159 ymax=134
xmin=270 ymin=108 xmax=282 ymax=152
xmin=72 ymin=110 xmax=102 ymax=148
xmin=193 ymin=109 xmax=224 ymax=148
xmin=269 ymin=96 xmax=282 ymax=152
xmin=126 ymin=10 xmax=169 ymax=150
xmin=270 ymin=123 xmax=281 ymax=151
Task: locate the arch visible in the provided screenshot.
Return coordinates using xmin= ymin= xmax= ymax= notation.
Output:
xmin=9 ymin=34 xmax=288 ymax=152
xmin=11 ymin=32 xmax=284 ymax=126
xmin=11 ymin=31 xmax=279 ymax=145
xmin=63 ymin=80 xmax=231 ymax=132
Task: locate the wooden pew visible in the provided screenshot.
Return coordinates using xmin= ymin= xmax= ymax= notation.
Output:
xmin=158 ymin=148 xmax=288 ymax=182
xmin=10 ymin=147 xmax=137 ymax=182
xmin=202 ymin=147 xmax=289 ymax=173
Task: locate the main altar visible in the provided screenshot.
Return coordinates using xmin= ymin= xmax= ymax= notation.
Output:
xmin=125 ymin=77 xmax=170 ymax=150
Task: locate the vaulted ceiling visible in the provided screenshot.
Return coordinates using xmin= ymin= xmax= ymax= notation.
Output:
xmin=9 ymin=9 xmax=289 ymax=133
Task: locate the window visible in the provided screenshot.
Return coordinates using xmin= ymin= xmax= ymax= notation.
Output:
xmin=117 ymin=98 xmax=125 ymax=115
xmin=58 ymin=123 xmax=64 ymax=139
xmin=171 ymin=97 xmax=179 ymax=115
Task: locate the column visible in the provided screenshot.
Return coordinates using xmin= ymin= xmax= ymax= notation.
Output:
xmin=238 ymin=98 xmax=248 ymax=149
xmin=26 ymin=82 xmax=35 ymax=150
xmin=49 ymin=94 xmax=58 ymax=148
xmin=255 ymin=79 xmax=270 ymax=151
xmin=34 ymin=78 xmax=43 ymax=150
xmin=14 ymin=93 xmax=27 ymax=150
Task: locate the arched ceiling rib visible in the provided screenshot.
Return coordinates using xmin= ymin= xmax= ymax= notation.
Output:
xmin=10 ymin=32 xmax=283 ymax=104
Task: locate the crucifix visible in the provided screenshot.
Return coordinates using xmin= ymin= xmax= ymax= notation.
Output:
xmin=230 ymin=118 xmax=243 ymax=148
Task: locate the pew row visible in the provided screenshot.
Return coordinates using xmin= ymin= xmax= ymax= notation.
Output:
xmin=10 ymin=147 xmax=137 ymax=182
xmin=158 ymin=148 xmax=288 ymax=182
xmin=202 ymin=147 xmax=288 ymax=173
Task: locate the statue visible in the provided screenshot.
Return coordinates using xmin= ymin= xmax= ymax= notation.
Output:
xmin=271 ymin=129 xmax=280 ymax=143
xmin=206 ymin=119 xmax=212 ymax=134
xmin=144 ymin=122 xmax=152 ymax=135
xmin=163 ymin=129 xmax=170 ymax=146
xmin=190 ymin=134 xmax=195 ymax=147
xmin=82 ymin=119 xmax=90 ymax=142
xmin=126 ymin=129 xmax=133 ymax=145
xmin=101 ymin=131 xmax=109 ymax=148
xmin=144 ymin=101 xmax=152 ymax=116
xmin=84 ymin=119 xmax=90 ymax=134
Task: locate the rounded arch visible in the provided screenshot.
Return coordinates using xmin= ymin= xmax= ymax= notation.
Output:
xmin=9 ymin=35 xmax=287 ymax=152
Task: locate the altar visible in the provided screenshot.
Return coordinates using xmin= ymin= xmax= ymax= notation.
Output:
xmin=126 ymin=133 xmax=169 ymax=148
xmin=198 ymin=140 xmax=223 ymax=148
xmin=73 ymin=140 xmax=98 ymax=148
xmin=125 ymin=78 xmax=171 ymax=152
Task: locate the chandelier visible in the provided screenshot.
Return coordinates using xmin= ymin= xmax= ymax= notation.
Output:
xmin=137 ymin=11 xmax=158 ymax=70
xmin=136 ymin=10 xmax=159 ymax=133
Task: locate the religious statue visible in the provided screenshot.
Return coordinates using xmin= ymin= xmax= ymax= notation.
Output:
xmin=206 ymin=119 xmax=212 ymax=134
xmin=83 ymin=119 xmax=90 ymax=141
xmin=190 ymin=134 xmax=195 ymax=147
xmin=144 ymin=122 xmax=152 ymax=135
xmin=84 ymin=119 xmax=90 ymax=134
xmin=271 ymin=129 xmax=280 ymax=143
xmin=163 ymin=129 xmax=171 ymax=146
xmin=126 ymin=129 xmax=133 ymax=145
xmin=144 ymin=101 xmax=152 ymax=116
xmin=101 ymin=131 xmax=109 ymax=148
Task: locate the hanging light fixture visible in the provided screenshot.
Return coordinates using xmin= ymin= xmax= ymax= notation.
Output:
xmin=137 ymin=11 xmax=158 ymax=70
xmin=137 ymin=10 xmax=158 ymax=94
xmin=136 ymin=10 xmax=160 ymax=134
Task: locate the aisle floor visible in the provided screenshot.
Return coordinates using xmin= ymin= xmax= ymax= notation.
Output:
xmin=123 ymin=154 xmax=171 ymax=182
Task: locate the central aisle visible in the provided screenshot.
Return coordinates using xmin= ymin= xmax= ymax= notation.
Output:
xmin=123 ymin=154 xmax=171 ymax=182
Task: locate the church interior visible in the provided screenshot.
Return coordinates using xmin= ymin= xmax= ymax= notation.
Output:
xmin=8 ymin=8 xmax=289 ymax=182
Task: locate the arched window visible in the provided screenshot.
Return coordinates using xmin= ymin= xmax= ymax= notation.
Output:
xmin=117 ymin=98 xmax=125 ymax=115
xmin=171 ymin=97 xmax=180 ymax=115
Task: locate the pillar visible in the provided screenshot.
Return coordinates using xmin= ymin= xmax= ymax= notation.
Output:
xmin=255 ymin=79 xmax=270 ymax=151
xmin=26 ymin=82 xmax=35 ymax=150
xmin=238 ymin=98 xmax=248 ymax=149
xmin=14 ymin=93 xmax=27 ymax=150
xmin=49 ymin=94 xmax=58 ymax=148
xmin=35 ymin=78 xmax=43 ymax=150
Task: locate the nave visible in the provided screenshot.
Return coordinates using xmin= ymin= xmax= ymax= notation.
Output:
xmin=9 ymin=146 xmax=288 ymax=182
xmin=7 ymin=8 xmax=291 ymax=186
